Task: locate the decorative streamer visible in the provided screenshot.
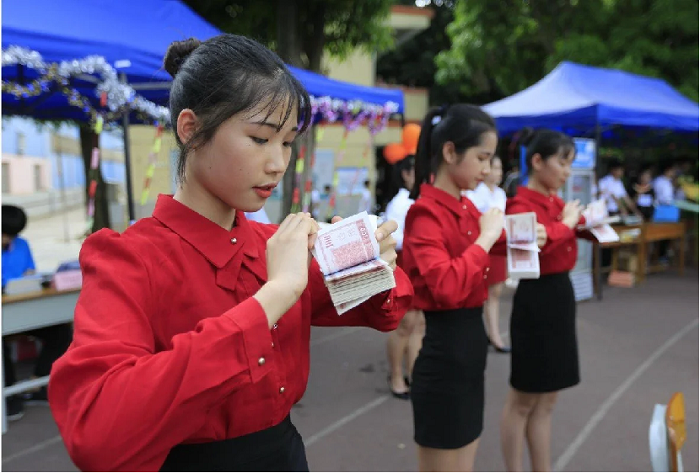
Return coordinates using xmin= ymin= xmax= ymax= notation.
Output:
xmin=140 ymin=124 xmax=164 ymax=205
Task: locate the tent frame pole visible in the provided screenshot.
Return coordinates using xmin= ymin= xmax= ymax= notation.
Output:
xmin=120 ymin=72 xmax=136 ymax=224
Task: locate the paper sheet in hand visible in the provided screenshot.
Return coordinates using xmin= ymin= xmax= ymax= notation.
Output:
xmin=589 ymin=224 xmax=620 ymax=243
xmin=505 ymin=213 xmax=540 ymax=279
xmin=312 ymin=212 xmax=394 ymax=315
xmin=580 ymin=199 xmax=620 ymax=229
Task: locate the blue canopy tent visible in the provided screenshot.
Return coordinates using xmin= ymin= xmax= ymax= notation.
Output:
xmin=483 ymin=61 xmax=699 ymax=136
xmin=2 ymin=0 xmax=404 ymax=221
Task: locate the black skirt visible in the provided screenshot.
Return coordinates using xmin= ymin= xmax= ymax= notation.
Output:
xmin=510 ymin=272 xmax=580 ymax=393
xmin=160 ymin=415 xmax=309 ymax=472
xmin=410 ymin=307 xmax=488 ymax=449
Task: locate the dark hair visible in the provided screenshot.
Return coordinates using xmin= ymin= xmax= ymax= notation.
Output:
xmin=410 ymin=104 xmax=496 ymax=199
xmin=659 ymin=160 xmax=676 ymax=174
xmin=165 ymin=34 xmax=312 ymax=181
xmin=606 ymin=158 xmax=624 ymax=173
xmin=393 ymin=155 xmax=415 ymax=189
xmin=2 ymin=205 xmax=27 ymax=237
xmin=517 ymin=127 xmax=575 ymax=176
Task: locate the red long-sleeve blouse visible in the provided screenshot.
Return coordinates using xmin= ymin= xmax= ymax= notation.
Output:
xmin=402 ymin=184 xmax=506 ymax=311
xmin=48 ymin=195 xmax=413 ymax=472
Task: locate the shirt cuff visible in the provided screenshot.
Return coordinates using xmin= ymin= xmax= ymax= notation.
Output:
xmin=223 ymin=297 xmax=274 ymax=384
xmin=467 ymin=243 xmax=490 ymax=269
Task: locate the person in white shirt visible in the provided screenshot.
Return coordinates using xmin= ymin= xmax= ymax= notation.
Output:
xmin=653 ymin=161 xmax=676 ymax=206
xmin=465 ymin=155 xmax=510 ymax=353
xmin=358 ymin=180 xmax=373 ymax=214
xmin=598 ymin=160 xmax=641 ymax=217
xmin=384 ymin=156 xmax=425 ymax=399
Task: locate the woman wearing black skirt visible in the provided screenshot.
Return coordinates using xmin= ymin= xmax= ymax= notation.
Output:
xmin=501 ymin=128 xmax=589 ymax=472
xmin=403 ymin=106 xmax=545 ymax=471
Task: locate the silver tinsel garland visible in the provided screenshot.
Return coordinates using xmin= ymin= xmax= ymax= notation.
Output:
xmin=2 ymin=46 xmax=170 ymax=124
xmin=3 ymin=46 xmax=401 ymax=132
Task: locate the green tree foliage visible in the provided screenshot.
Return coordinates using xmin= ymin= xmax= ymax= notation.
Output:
xmin=376 ymin=0 xmax=463 ymax=105
xmin=436 ymin=0 xmax=699 ymax=103
xmin=185 ymin=0 xmax=394 ymax=72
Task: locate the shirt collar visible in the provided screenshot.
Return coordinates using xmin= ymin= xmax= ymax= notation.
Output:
xmin=516 ymin=186 xmax=559 ymax=207
xmin=152 ymin=194 xmax=258 ymax=269
xmin=419 ymin=183 xmax=473 ymax=217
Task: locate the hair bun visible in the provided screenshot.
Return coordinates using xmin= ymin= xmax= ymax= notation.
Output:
xmin=517 ymin=127 xmax=536 ymax=148
xmin=164 ymin=38 xmax=202 ymax=78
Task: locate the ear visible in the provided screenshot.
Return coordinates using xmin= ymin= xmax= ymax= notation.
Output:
xmin=176 ymin=109 xmax=198 ymax=145
xmin=441 ymin=141 xmax=458 ymax=165
xmin=530 ymin=153 xmax=545 ymax=171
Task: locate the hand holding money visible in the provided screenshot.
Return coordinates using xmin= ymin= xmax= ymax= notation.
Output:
xmin=255 ymin=212 xmax=319 ymax=327
xmin=536 ymin=223 xmax=547 ymax=248
xmin=312 ymin=212 xmax=396 ymax=314
xmin=505 ymin=212 xmax=540 ymax=280
xmin=562 ymin=200 xmax=584 ymax=228
xmin=478 ymin=208 xmax=505 ymax=242
xmin=376 ymin=219 xmax=398 ymax=271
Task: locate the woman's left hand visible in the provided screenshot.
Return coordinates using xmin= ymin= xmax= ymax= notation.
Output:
xmin=536 ymin=223 xmax=548 ymax=248
xmin=330 ymin=216 xmax=398 ymax=270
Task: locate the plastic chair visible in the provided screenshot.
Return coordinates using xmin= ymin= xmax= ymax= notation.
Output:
xmin=649 ymin=392 xmax=686 ymax=472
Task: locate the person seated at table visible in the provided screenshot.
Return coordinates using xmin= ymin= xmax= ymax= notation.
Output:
xmin=2 ymin=205 xmax=73 ymax=417
xmin=632 ymin=167 xmax=656 ymax=221
xmin=598 ymin=159 xmax=642 ymax=218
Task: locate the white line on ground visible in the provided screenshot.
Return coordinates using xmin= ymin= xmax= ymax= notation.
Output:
xmin=553 ymin=318 xmax=699 ymax=472
xmin=3 ymin=434 xmax=63 ymax=464
xmin=305 ymin=395 xmax=390 ymax=447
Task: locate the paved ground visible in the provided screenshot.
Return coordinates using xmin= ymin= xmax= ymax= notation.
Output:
xmin=2 ymin=265 xmax=697 ymax=471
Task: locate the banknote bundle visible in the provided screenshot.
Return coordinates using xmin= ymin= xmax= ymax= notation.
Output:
xmin=580 ymin=199 xmax=620 ymax=243
xmin=505 ymin=212 xmax=540 ymax=280
xmin=312 ymin=212 xmax=396 ymax=314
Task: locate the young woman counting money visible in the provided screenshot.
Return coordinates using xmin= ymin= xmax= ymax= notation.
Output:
xmin=500 ymin=128 xmax=590 ymax=472
xmin=402 ymin=105 xmax=546 ymax=472
xmin=384 ymin=155 xmax=425 ymax=399
xmin=47 ymin=34 xmax=413 ymax=472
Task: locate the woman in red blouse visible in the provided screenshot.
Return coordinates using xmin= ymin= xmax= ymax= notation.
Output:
xmin=402 ymin=105 xmax=543 ymax=472
xmin=500 ymin=128 xmax=586 ymax=472
xmin=47 ymin=34 xmax=413 ymax=472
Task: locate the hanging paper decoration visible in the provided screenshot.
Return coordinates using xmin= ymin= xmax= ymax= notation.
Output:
xmin=140 ymin=124 xmax=164 ymax=205
xmin=85 ymin=115 xmax=104 ymax=232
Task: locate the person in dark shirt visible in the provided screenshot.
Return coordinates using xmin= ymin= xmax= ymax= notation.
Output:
xmin=632 ymin=167 xmax=656 ymax=221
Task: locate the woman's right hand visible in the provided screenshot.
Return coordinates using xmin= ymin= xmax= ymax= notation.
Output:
xmin=562 ymin=200 xmax=584 ymax=228
xmin=254 ymin=212 xmax=319 ymax=326
xmin=475 ymin=208 xmax=504 ymax=252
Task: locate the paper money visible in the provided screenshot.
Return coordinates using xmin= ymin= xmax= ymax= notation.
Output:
xmin=505 ymin=213 xmax=540 ymax=279
xmin=589 ymin=224 xmax=620 ymax=243
xmin=312 ymin=212 xmax=395 ymax=315
xmin=580 ymin=199 xmax=620 ymax=229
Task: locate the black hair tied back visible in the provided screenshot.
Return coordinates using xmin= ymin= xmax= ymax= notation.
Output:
xmin=410 ymin=104 xmax=496 ymax=199
xmin=517 ymin=127 xmax=575 ymax=175
xmin=164 ymin=38 xmax=202 ymax=78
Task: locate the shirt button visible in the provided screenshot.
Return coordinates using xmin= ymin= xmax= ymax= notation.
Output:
xmin=463 ymin=205 xmax=467 ymax=210
xmin=486 ymin=267 xmax=490 ymax=272
xmin=467 ymin=231 xmax=472 ymax=235
xmin=273 ymin=324 xmax=278 ymax=330
xmin=279 ymin=387 xmax=285 ymax=394
xmin=386 ymin=298 xmax=391 ymax=305
xmin=258 ymin=357 xmax=266 ymax=366
xmin=567 ymin=247 xmax=572 ymax=252
xmin=230 ymin=238 xmax=237 ymax=244
xmin=271 ymin=342 xmax=275 ymax=348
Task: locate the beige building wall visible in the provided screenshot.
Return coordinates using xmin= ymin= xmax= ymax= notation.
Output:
xmin=1 ymin=154 xmax=51 ymax=194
